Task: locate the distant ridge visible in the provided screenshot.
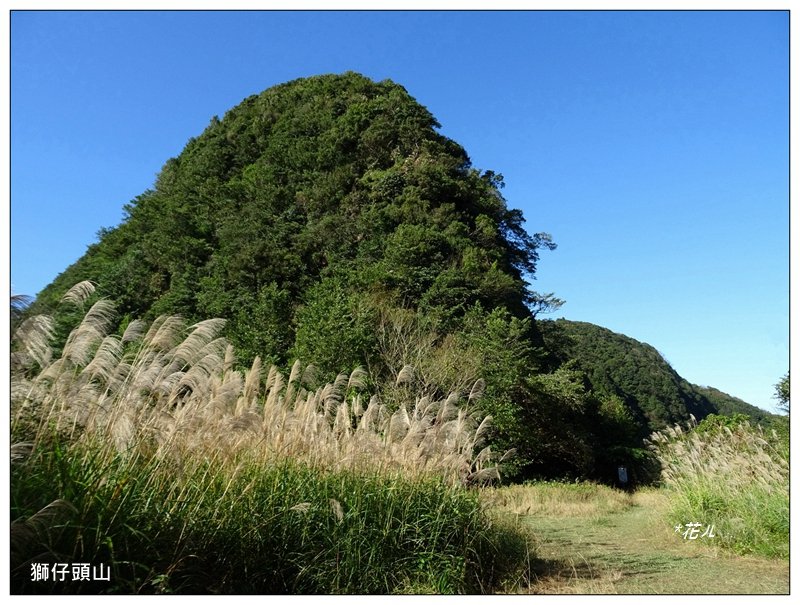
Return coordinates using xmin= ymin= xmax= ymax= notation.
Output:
xmin=540 ymin=318 xmax=777 ymax=434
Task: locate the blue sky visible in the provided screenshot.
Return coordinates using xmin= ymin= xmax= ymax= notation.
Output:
xmin=9 ymin=10 xmax=789 ymax=412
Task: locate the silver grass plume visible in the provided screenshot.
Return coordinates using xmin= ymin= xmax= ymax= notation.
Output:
xmin=60 ymin=280 xmax=96 ymax=307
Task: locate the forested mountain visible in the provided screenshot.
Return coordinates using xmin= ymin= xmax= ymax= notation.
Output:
xmin=27 ymin=72 xmax=773 ymax=482
xmin=690 ymin=385 xmax=776 ymax=424
xmin=31 ymin=72 xmax=561 ymax=474
xmin=539 ymin=319 xmax=777 ymax=431
xmin=35 ymin=72 xmax=552 ymax=363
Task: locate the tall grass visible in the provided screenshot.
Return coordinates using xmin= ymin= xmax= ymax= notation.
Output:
xmin=10 ymin=282 xmax=528 ymax=593
xmin=647 ymin=417 xmax=789 ymax=558
xmin=484 ymin=480 xmax=634 ymax=518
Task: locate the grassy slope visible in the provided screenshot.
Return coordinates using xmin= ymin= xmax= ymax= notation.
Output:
xmin=486 ymin=484 xmax=789 ymax=594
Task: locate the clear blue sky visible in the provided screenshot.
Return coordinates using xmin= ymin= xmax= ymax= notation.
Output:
xmin=9 ymin=10 xmax=789 ymax=412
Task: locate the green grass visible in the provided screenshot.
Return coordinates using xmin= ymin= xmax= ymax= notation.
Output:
xmin=10 ymin=286 xmax=531 ymax=594
xmin=489 ymin=483 xmax=788 ymax=594
xmin=11 ymin=433 xmax=530 ymax=594
xmin=648 ymin=419 xmax=789 ymax=559
xmin=666 ymin=480 xmax=789 ymax=559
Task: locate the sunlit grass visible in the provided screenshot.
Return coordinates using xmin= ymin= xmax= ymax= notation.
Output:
xmin=647 ymin=418 xmax=789 ymax=559
xmin=10 ymin=282 xmax=528 ymax=594
xmin=483 ymin=480 xmax=635 ymax=518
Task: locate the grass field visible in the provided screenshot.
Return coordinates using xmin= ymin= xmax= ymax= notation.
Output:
xmin=10 ymin=284 xmax=790 ymax=594
xmin=487 ymin=482 xmax=789 ymax=594
xmin=10 ymin=284 xmax=530 ymax=594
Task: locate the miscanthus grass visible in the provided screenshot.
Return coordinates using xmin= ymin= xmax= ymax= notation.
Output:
xmin=10 ymin=282 xmax=527 ymax=594
xmin=647 ymin=417 xmax=789 ymax=559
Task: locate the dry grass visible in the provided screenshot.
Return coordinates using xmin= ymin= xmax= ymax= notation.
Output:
xmin=648 ymin=417 xmax=789 ymax=493
xmin=521 ymin=567 xmax=623 ymax=595
xmin=11 ymin=281 xmax=506 ymax=486
xmin=484 ymin=480 xmax=634 ymax=518
xmin=647 ymin=417 xmax=789 ymax=558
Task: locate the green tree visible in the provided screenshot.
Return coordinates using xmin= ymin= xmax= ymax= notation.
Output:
xmin=774 ymin=372 xmax=789 ymax=414
xmin=291 ymin=276 xmax=378 ymax=376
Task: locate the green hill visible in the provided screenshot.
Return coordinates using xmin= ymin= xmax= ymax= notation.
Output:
xmin=689 ymin=384 xmax=776 ymax=425
xmin=539 ymin=319 xmax=777 ymax=432
xmin=30 ymin=72 xmax=565 ymax=475
xmin=26 ymin=72 xmax=773 ymax=482
xmin=33 ymin=72 xmax=551 ymax=366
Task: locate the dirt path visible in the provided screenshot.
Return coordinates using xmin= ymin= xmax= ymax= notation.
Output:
xmin=512 ymin=490 xmax=789 ymax=594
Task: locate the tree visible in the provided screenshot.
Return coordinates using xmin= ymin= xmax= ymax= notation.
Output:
xmin=527 ymin=291 xmax=565 ymax=318
xmin=774 ymin=372 xmax=789 ymax=414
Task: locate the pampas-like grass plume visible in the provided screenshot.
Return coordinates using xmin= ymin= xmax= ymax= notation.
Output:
xmin=11 ymin=286 xmax=507 ymax=485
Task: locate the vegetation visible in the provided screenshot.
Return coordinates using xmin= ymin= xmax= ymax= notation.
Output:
xmin=540 ymin=319 xmax=780 ymax=432
xmin=11 ymin=283 xmax=530 ymax=594
xmin=484 ymin=480 xmax=635 ymax=518
xmin=12 ymin=72 xmax=788 ymax=594
xmin=647 ymin=416 xmax=789 ymax=559
xmin=24 ymin=73 xmax=777 ymax=483
xmin=33 ymin=72 xmax=552 ymax=361
xmin=29 ymin=72 xmax=570 ymax=477
xmin=773 ymin=372 xmax=789 ymax=414
xmin=489 ymin=482 xmax=788 ymax=594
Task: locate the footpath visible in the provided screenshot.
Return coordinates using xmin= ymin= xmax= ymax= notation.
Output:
xmin=513 ymin=490 xmax=789 ymax=594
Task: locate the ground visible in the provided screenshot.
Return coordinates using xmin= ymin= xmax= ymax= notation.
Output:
xmin=488 ymin=485 xmax=789 ymax=594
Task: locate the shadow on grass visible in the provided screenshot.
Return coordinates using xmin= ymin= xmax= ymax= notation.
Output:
xmin=522 ymin=520 xmax=697 ymax=594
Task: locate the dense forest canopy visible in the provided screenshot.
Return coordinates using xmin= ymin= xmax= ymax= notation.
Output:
xmin=539 ymin=320 xmax=777 ymax=431
xmin=28 ymin=72 xmax=777 ymax=482
xmin=36 ymin=73 xmax=553 ymax=361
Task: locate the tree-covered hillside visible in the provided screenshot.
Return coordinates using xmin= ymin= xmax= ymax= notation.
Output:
xmin=31 ymin=72 xmax=570 ymax=476
xmin=539 ymin=319 xmax=777 ymax=431
xmin=34 ymin=72 xmax=554 ymax=365
xmin=28 ymin=72 xmax=772 ymax=483
xmin=690 ymin=384 xmax=776 ymax=425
